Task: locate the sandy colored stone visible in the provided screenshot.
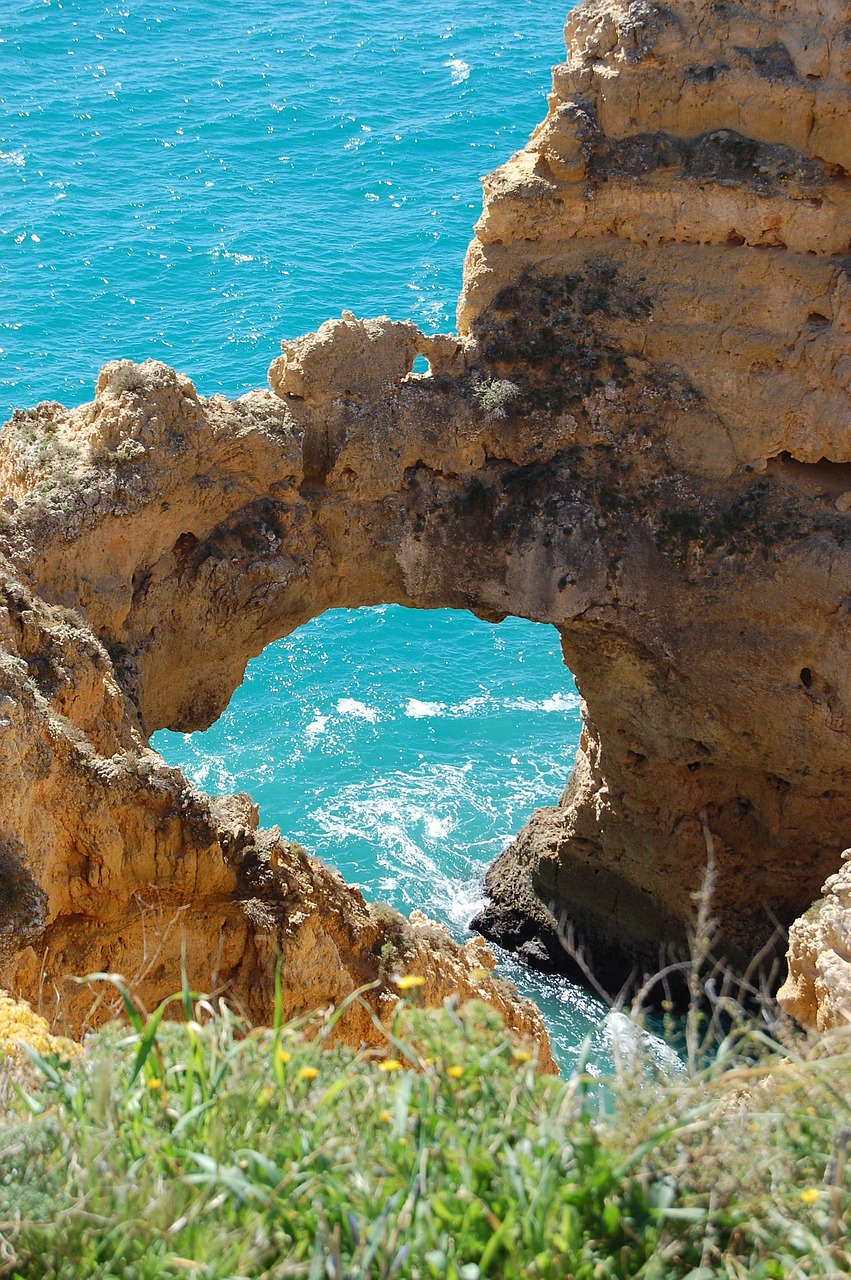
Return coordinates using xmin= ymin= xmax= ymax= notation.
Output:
xmin=0 ymin=0 xmax=849 ymax=1037
xmin=268 ymin=316 xmax=420 ymax=405
xmin=778 ymin=851 xmax=851 ymax=1030
xmin=0 ymin=517 xmax=552 ymax=1067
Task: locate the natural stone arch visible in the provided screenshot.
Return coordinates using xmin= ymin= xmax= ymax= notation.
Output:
xmin=151 ymin=599 xmax=579 ymax=926
xmin=1 ymin=0 xmax=850 ymax=1034
xmin=3 ymin=303 xmax=848 ymax=1001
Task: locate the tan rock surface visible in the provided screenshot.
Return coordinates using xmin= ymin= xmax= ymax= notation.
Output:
xmin=0 ymin=0 xmax=849 ymax=1038
xmin=0 ymin=501 xmax=552 ymax=1067
xmin=456 ymin=0 xmax=851 ymax=998
xmin=778 ymin=852 xmax=851 ymax=1029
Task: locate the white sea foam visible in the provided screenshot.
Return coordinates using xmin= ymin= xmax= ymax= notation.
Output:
xmin=604 ymin=1011 xmax=685 ymax=1077
xmin=508 ymin=691 xmax=580 ymax=713
xmin=336 ymin=697 xmax=378 ymax=722
xmin=404 ymin=698 xmax=445 ymax=718
xmin=305 ymin=711 xmax=329 ymax=737
xmin=454 ymin=694 xmax=490 ymax=717
xmin=423 ymin=814 xmax=452 ymax=840
xmin=0 ymin=150 xmax=25 ymax=167
xmin=410 ymin=293 xmax=446 ymax=325
xmin=540 ymin=691 xmax=580 ymax=712
xmin=445 ymin=878 xmax=488 ymax=929
xmin=444 ymin=58 xmax=470 ymax=85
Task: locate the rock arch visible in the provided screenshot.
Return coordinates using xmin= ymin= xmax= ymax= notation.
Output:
xmin=1 ymin=0 xmax=850 ymax=1032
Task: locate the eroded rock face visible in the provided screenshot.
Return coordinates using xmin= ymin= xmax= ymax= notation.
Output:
xmin=0 ymin=399 xmax=553 ymax=1065
xmin=458 ymin=0 xmax=851 ymax=995
xmin=778 ymin=853 xmax=851 ymax=1029
xmin=0 ymin=0 xmax=849 ymax=1034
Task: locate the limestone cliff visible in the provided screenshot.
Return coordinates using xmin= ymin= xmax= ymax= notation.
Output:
xmin=459 ymin=0 xmax=851 ymax=1000
xmin=0 ymin=0 xmax=849 ymax=1036
xmin=0 ymin=412 xmax=552 ymax=1065
xmin=778 ymin=852 xmax=851 ymax=1028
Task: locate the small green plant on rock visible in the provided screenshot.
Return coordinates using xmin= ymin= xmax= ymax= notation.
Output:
xmin=473 ymin=376 xmax=520 ymax=419
xmin=105 ymin=361 xmax=151 ymax=396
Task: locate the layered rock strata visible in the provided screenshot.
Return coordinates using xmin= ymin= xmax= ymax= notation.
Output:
xmin=0 ymin=0 xmax=849 ymax=1033
xmin=460 ymin=0 xmax=851 ymax=998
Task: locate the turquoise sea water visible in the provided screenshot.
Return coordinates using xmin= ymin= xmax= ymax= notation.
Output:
xmin=2 ymin=0 xmax=625 ymax=1067
xmin=156 ymin=609 xmax=608 ymax=1068
xmin=1 ymin=0 xmax=573 ymax=413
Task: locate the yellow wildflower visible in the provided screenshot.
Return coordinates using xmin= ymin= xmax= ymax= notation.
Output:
xmin=298 ymin=1066 xmax=319 ymax=1081
xmin=377 ymin=1059 xmax=402 ymax=1073
xmin=146 ymin=1077 xmax=162 ymax=1090
xmin=800 ymin=1188 xmax=820 ymax=1205
xmin=379 ymin=1110 xmax=392 ymax=1124
xmin=446 ymin=1065 xmax=463 ymax=1079
xmin=276 ymin=1048 xmax=291 ymax=1065
xmin=395 ymin=974 xmax=425 ymax=991
xmin=470 ymin=967 xmax=488 ymax=982
xmin=512 ymin=1048 xmax=532 ymax=1063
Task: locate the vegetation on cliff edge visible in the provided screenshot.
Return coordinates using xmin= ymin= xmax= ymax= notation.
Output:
xmin=0 ymin=978 xmax=847 ymax=1280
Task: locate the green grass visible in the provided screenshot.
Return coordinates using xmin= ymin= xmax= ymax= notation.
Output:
xmin=0 ymin=983 xmax=848 ymax=1280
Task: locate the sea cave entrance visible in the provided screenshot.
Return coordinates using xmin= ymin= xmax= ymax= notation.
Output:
xmin=152 ymin=604 xmax=610 ymax=1066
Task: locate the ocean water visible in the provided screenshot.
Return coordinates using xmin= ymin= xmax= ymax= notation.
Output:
xmin=155 ymin=608 xmax=611 ymax=1069
xmin=1 ymin=0 xmax=632 ymax=1068
xmin=1 ymin=0 xmax=574 ymax=413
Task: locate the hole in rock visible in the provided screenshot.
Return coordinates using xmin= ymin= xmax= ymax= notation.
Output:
xmin=800 ymin=667 xmax=813 ymax=688
xmin=173 ymin=531 xmax=199 ymax=557
xmin=767 ymin=452 xmax=851 ymax=498
xmin=155 ymin=606 xmax=578 ymax=925
xmin=411 ymin=353 xmax=430 ymax=374
xmin=153 ymin=604 xmax=613 ymax=1065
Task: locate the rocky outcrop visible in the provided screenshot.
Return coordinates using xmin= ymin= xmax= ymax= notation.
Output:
xmin=0 ymin=0 xmax=849 ymax=1033
xmin=0 ymin=452 xmax=552 ymax=1065
xmin=0 ymin=989 xmax=79 ymax=1072
xmin=459 ymin=0 xmax=851 ymax=995
xmin=778 ymin=852 xmax=851 ymax=1029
